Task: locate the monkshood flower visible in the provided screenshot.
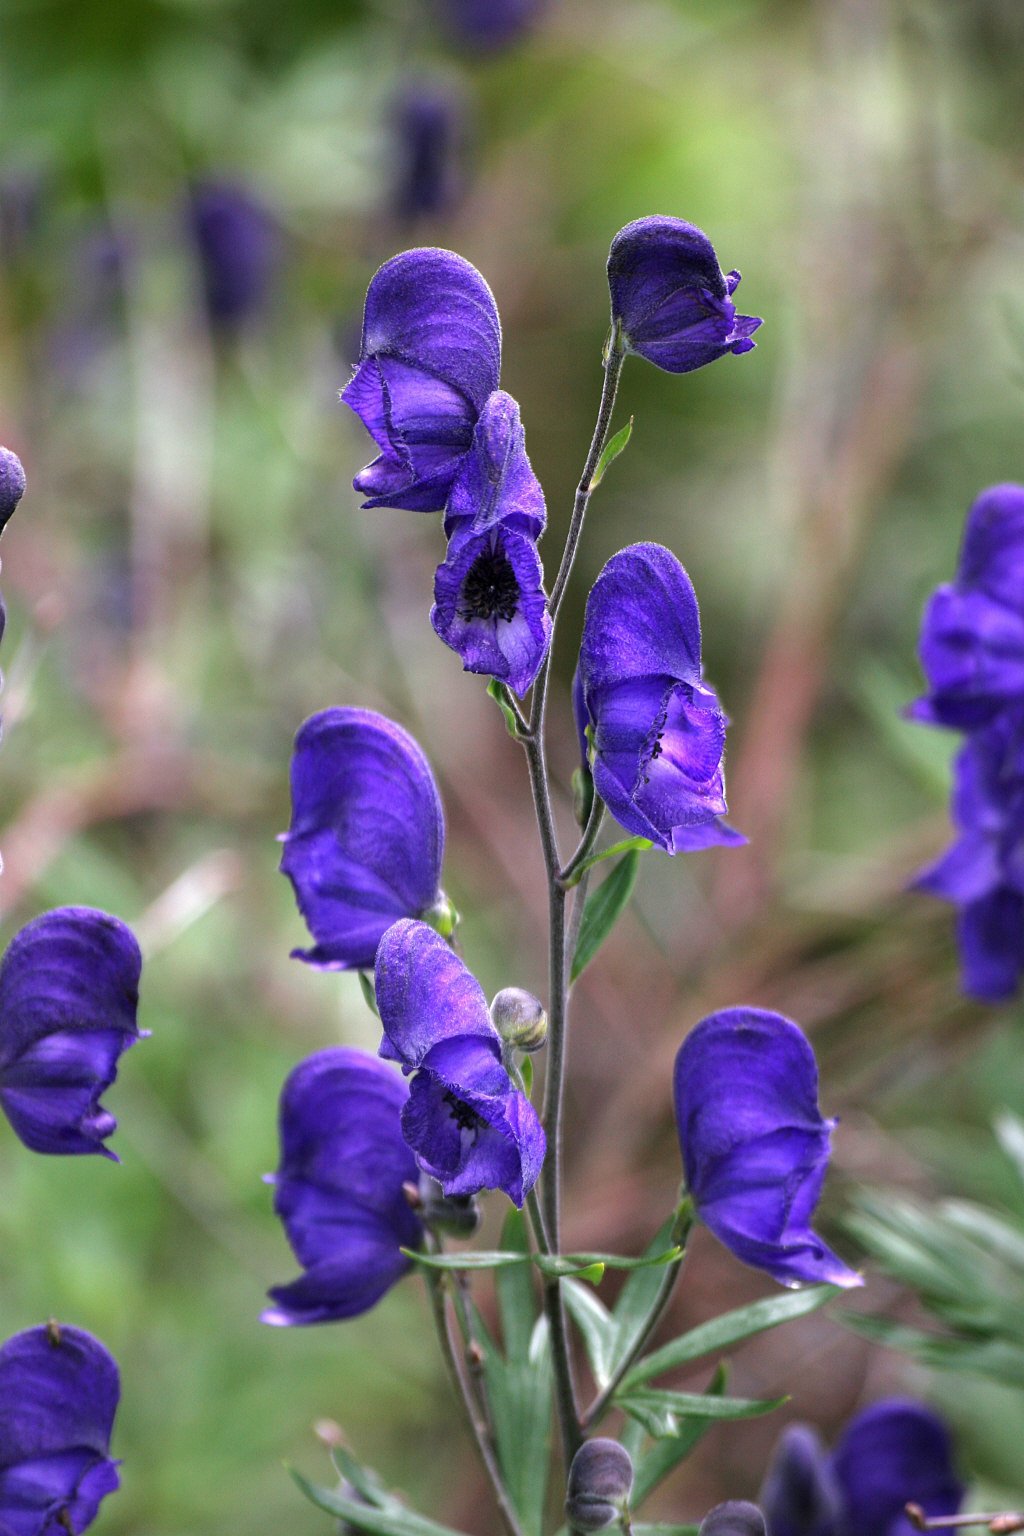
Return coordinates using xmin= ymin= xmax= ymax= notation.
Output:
xmin=341 ymin=248 xmax=501 ymax=511
xmin=390 ymin=78 xmax=467 ymax=225
xmin=607 ymin=217 xmax=762 ymax=374
xmin=0 ymin=445 xmax=26 ymax=535
xmin=263 ymin=1047 xmax=423 ymax=1326
xmin=280 ymin=708 xmax=446 ymax=972
xmin=0 ymin=1322 xmax=120 ymax=1535
xmin=437 ymin=0 xmax=546 ymax=50
xmin=375 ymin=919 xmax=545 ymax=1206
xmin=700 ymin=1504 xmax=766 ymax=1536
xmin=431 ymin=391 xmax=551 ymax=694
xmin=565 ymin=1440 xmax=634 ymax=1533
xmin=0 ymin=908 xmax=143 ymax=1158
xmin=575 ymin=543 xmax=743 ymax=852
xmin=673 ymin=1008 xmax=861 ymax=1288
xmin=914 ymin=714 xmax=1024 ymax=1002
xmin=911 ymin=483 xmax=1024 ymax=730
xmin=760 ymin=1402 xmax=963 ymax=1536
xmin=186 ymin=180 xmax=279 ymax=331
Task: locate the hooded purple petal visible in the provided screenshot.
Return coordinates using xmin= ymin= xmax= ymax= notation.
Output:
xmin=280 ymin=709 xmax=445 ymax=973
xmin=0 ymin=909 xmax=142 ymax=1158
xmin=759 ymin=1425 xmax=842 ymax=1536
xmin=342 ymin=248 xmax=501 ymax=511
xmin=608 ymin=218 xmax=761 ymax=374
xmin=830 ymin=1401 xmax=962 ymax=1536
xmin=263 ymin=1047 xmax=422 ymax=1327
xmin=375 ymin=919 xmax=495 ymax=1067
xmin=443 ymin=391 xmax=546 ymax=543
xmin=674 ymin=1009 xmax=861 ymax=1289
xmin=0 ymin=1324 xmax=120 ymax=1536
xmin=0 ymin=447 xmax=26 ymax=536
xmin=432 ymin=522 xmax=552 ymax=696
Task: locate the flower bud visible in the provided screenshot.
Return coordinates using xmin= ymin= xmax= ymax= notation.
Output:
xmin=759 ymin=1425 xmax=841 ymax=1536
xmin=423 ymin=890 xmax=459 ymax=941
xmin=417 ymin=1174 xmax=481 ymax=1236
xmin=0 ymin=447 xmax=26 ymax=536
xmin=698 ymin=1502 xmax=766 ymax=1536
xmin=565 ymin=1439 xmax=633 ymax=1533
xmin=490 ymin=987 xmax=547 ymax=1053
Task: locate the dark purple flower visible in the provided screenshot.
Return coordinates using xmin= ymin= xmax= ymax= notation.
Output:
xmin=831 ymin=1401 xmax=962 ymax=1536
xmin=700 ymin=1505 xmax=767 ymax=1536
xmin=0 ymin=445 xmax=26 ymax=536
xmin=390 ymin=78 xmax=468 ymax=225
xmin=263 ymin=1047 xmax=423 ymax=1326
xmin=187 ymin=180 xmax=279 ymax=331
xmin=759 ymin=1425 xmax=842 ymax=1536
xmin=607 ymin=217 xmax=761 ymax=374
xmin=575 ymin=543 xmax=743 ymax=852
xmin=0 ymin=1322 xmax=120 ymax=1536
xmin=341 ymin=248 xmax=501 ymax=511
xmin=374 ymin=919 xmax=545 ymax=1206
xmin=673 ymin=1008 xmax=861 ymax=1289
xmin=0 ymin=908 xmax=143 ymax=1158
xmin=280 ymin=708 xmax=446 ymax=973
xmin=437 ymin=0 xmax=546 ymax=50
xmin=911 ymin=484 xmax=1024 ymax=730
xmin=565 ymin=1440 xmax=634 ymax=1532
xmin=914 ymin=714 xmax=1024 ymax=1002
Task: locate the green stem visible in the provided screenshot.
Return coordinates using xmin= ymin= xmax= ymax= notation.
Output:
xmin=560 ymin=797 xmax=606 ymax=886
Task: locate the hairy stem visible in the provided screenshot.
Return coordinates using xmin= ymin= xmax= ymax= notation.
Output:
xmin=560 ymin=796 xmax=606 ymax=886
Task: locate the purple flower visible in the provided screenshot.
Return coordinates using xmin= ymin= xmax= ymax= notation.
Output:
xmin=263 ymin=1047 xmax=423 ymax=1326
xmin=431 ymin=391 xmax=551 ymax=695
xmin=914 ymin=714 xmax=1024 ymax=1002
xmin=761 ymin=1403 xmax=962 ymax=1536
xmin=437 ymin=0 xmax=546 ymax=50
xmin=280 ymin=708 xmax=446 ymax=973
xmin=187 ymin=180 xmax=279 ymax=331
xmin=0 ymin=1322 xmax=120 ymax=1536
xmin=0 ymin=445 xmax=26 ymax=536
xmin=673 ymin=1008 xmax=861 ymax=1289
xmin=607 ymin=217 xmax=761 ymax=374
xmin=390 ymin=78 xmax=468 ymax=225
xmin=912 ymin=484 xmax=1024 ymax=730
xmin=575 ymin=543 xmax=742 ymax=852
xmin=341 ymin=248 xmax=501 ymax=511
xmin=0 ymin=908 xmax=143 ymax=1158
xmin=374 ymin=919 xmax=545 ymax=1206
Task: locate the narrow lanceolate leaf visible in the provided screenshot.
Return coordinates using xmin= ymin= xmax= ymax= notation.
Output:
xmin=290 ymin=1470 xmax=470 ymax=1536
xmin=487 ymin=678 xmax=527 ymax=739
xmin=563 ymin=1279 xmax=617 ymax=1388
xmin=617 ymin=1385 xmax=785 ymax=1440
xmin=571 ymin=850 xmax=642 ymax=980
xmin=632 ymin=1365 xmax=729 ymax=1505
xmin=609 ymin=1218 xmax=680 ymax=1377
xmin=994 ymin=1110 xmax=1024 ymax=1192
xmin=620 ymin=1284 xmax=839 ymax=1391
xmin=563 ymin=836 xmax=653 ymax=888
xmin=329 ymin=1446 xmax=392 ymax=1509
xmin=404 ymin=1247 xmax=680 ymax=1285
xmin=589 ymin=417 xmax=634 ymax=492
xmin=358 ymin=970 xmax=380 ymax=1017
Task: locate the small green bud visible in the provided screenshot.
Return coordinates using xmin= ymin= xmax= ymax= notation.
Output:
xmin=566 ymin=1439 xmax=634 ymax=1533
xmin=422 ymin=890 xmax=459 ymax=941
xmin=490 ymin=987 xmax=547 ymax=1053
xmin=572 ymin=765 xmax=595 ymax=828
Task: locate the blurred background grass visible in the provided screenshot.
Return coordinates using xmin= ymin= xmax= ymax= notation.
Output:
xmin=3 ymin=0 xmax=1024 ymax=1530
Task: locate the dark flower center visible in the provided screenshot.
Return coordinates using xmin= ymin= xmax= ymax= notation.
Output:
xmin=444 ymin=1091 xmax=483 ymax=1134
xmin=459 ymin=549 xmax=520 ymax=622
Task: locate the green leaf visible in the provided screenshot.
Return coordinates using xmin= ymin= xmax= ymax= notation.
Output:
xmin=404 ymin=1247 xmax=679 ymax=1284
xmin=632 ymin=1365 xmax=728 ymax=1505
xmin=840 ymin=1312 xmax=1024 ymax=1388
xmin=995 ymin=1110 xmax=1024 ymax=1191
xmin=620 ymin=1284 xmax=839 ymax=1391
xmin=563 ymin=1279 xmax=617 ymax=1387
xmin=290 ymin=1470 xmax=470 ymax=1536
xmin=487 ymin=679 xmax=527 ymax=739
xmin=518 ymin=1055 xmax=534 ymax=1098
xmin=608 ymin=1218 xmax=680 ymax=1377
xmin=358 ymin=971 xmax=379 ymax=1017
xmin=329 ymin=1446 xmax=392 ymax=1508
xmin=496 ymin=1209 xmax=535 ymax=1361
xmin=633 ymin=1526 xmax=700 ymax=1535
xmin=589 ymin=417 xmax=633 ymax=491
xmin=571 ymin=850 xmax=642 ymax=980
xmin=617 ymin=1385 xmax=784 ymax=1439
xmin=563 ymin=837 xmax=652 ymax=888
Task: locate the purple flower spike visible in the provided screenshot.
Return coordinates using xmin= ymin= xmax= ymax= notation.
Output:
xmin=576 ymin=543 xmax=743 ymax=852
xmin=0 ymin=1322 xmax=120 ymax=1536
xmin=831 ymin=1401 xmax=962 ymax=1536
xmin=759 ymin=1425 xmax=842 ymax=1536
xmin=608 ymin=217 xmax=762 ymax=374
xmin=912 ymin=484 xmax=1024 ymax=730
xmin=0 ymin=908 xmax=143 ymax=1158
xmin=673 ymin=1008 xmax=862 ymax=1289
xmin=390 ymin=78 xmax=468 ymax=225
xmin=187 ymin=180 xmax=279 ymax=332
xmin=438 ymin=0 xmax=546 ymax=50
xmin=0 ymin=445 xmax=26 ymax=535
xmin=342 ymin=248 xmax=502 ymax=511
xmin=375 ymin=920 xmax=545 ymax=1206
xmin=263 ymin=1047 xmax=423 ymax=1326
xmin=281 ymin=708 xmax=446 ymax=973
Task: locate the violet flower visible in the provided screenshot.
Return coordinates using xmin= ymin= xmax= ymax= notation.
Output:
xmin=607 ymin=217 xmax=761 ymax=374
xmin=0 ymin=908 xmax=143 ymax=1158
xmin=374 ymin=919 xmax=545 ymax=1206
xmin=187 ymin=180 xmax=279 ymax=332
xmin=673 ymin=1008 xmax=861 ymax=1289
xmin=914 ymin=714 xmax=1024 ymax=1002
xmin=760 ymin=1402 xmax=962 ymax=1536
xmin=431 ymin=390 xmax=551 ymax=695
xmin=263 ymin=1047 xmax=423 ymax=1326
xmin=0 ymin=1322 xmax=120 ymax=1535
xmin=280 ymin=708 xmax=446 ymax=973
xmin=912 ymin=483 xmax=1024 ymax=730
xmin=575 ymin=542 xmax=743 ymax=852
xmin=341 ymin=248 xmax=501 ymax=511
xmin=390 ymin=78 xmax=468 ymax=225
xmin=0 ymin=445 xmax=26 ymax=536
xmin=437 ymin=0 xmax=546 ymax=50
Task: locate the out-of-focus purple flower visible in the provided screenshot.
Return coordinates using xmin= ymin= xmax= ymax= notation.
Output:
xmin=673 ymin=1008 xmax=861 ymax=1289
xmin=914 ymin=714 xmax=1024 ymax=1002
xmin=280 ymin=708 xmax=446 ymax=973
xmin=607 ymin=217 xmax=761 ymax=374
xmin=0 ymin=445 xmax=27 ymax=536
xmin=0 ymin=908 xmax=143 ymax=1158
xmin=0 ymin=1321 xmax=120 ymax=1535
xmin=375 ymin=919 xmax=545 ymax=1206
xmin=760 ymin=1402 xmax=962 ymax=1536
xmin=437 ymin=0 xmax=546 ymax=50
xmin=0 ymin=168 xmax=43 ymax=263
xmin=575 ymin=543 xmax=742 ymax=852
xmin=430 ymin=391 xmax=551 ymax=695
xmin=911 ymin=484 xmax=1024 ymax=730
xmin=263 ymin=1047 xmax=423 ymax=1326
xmin=390 ymin=78 xmax=468 ymax=225
xmin=341 ymin=248 xmax=501 ymax=511
xmin=187 ymin=180 xmax=279 ymax=332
